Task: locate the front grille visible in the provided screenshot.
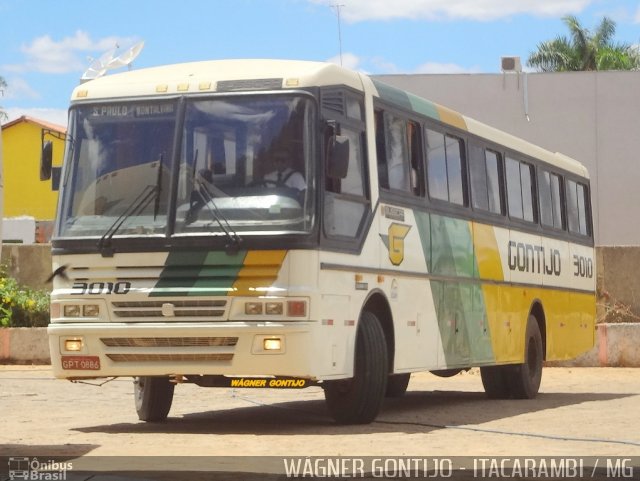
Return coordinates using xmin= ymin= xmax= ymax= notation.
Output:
xmin=106 ymin=353 xmax=234 ymax=362
xmin=111 ymin=299 xmax=227 ymax=319
xmin=101 ymin=337 xmax=238 ymax=347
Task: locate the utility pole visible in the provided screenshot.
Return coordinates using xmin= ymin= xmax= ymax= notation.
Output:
xmin=332 ymin=4 xmax=345 ymax=66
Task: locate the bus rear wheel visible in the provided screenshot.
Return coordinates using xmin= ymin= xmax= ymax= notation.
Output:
xmin=134 ymin=376 xmax=175 ymax=422
xmin=508 ymin=317 xmax=543 ymax=399
xmin=324 ymin=311 xmax=388 ymax=424
xmin=480 ymin=316 xmax=543 ymax=399
xmin=480 ymin=365 xmax=511 ymax=399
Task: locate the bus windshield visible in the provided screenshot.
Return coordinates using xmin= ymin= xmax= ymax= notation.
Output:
xmin=57 ymin=95 xmax=315 ymax=239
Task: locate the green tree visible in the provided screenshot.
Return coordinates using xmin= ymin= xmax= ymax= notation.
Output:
xmin=0 ymin=75 xmax=7 ymax=122
xmin=527 ymin=16 xmax=640 ymax=72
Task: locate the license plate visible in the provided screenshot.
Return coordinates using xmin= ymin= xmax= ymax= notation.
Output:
xmin=61 ymin=355 xmax=101 ymax=370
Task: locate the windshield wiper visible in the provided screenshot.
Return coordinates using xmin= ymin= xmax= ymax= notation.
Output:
xmin=194 ymin=178 xmax=243 ymax=255
xmin=98 ymin=155 xmax=165 ymax=257
xmin=97 ymin=184 xmax=159 ymax=257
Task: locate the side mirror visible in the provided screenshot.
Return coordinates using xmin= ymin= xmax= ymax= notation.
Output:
xmin=327 ymin=135 xmax=350 ymax=179
xmin=40 ymin=141 xmax=53 ymax=181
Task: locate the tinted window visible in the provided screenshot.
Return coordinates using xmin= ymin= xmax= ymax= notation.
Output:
xmin=324 ymin=125 xmax=368 ymax=238
xmin=426 ymin=129 xmax=447 ymax=200
xmin=470 ymin=143 xmax=502 ymax=214
xmin=567 ymin=180 xmax=590 ymax=236
xmin=506 ymin=156 xmax=535 ymax=222
xmin=506 ymin=157 xmax=523 ymax=219
xmin=539 ymin=170 xmax=563 ymax=229
xmin=426 ymin=129 xmax=465 ymax=205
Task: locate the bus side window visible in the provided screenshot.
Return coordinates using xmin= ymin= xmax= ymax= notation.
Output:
xmin=426 ymin=128 xmax=465 ymax=205
xmin=323 ymin=126 xmax=368 ymax=238
xmin=506 ymin=156 xmax=536 ymax=222
xmin=567 ymin=179 xmax=590 ymax=236
xmin=538 ymin=169 xmax=564 ymax=229
xmin=470 ymin=143 xmax=503 ymax=215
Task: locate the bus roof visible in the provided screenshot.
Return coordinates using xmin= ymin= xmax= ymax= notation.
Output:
xmin=72 ymin=59 xmax=588 ymax=178
xmin=71 ymin=59 xmax=364 ymax=101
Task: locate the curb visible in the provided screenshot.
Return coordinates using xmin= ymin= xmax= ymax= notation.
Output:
xmin=1 ymin=324 xmax=639 ymax=366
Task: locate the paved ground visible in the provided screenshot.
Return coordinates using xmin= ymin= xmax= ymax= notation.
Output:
xmin=1 ymin=366 xmax=639 ymax=480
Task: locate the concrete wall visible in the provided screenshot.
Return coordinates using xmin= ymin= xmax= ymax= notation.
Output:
xmin=0 ymin=327 xmax=50 ymax=364
xmin=597 ymin=246 xmax=640 ymax=323
xmin=375 ymin=71 xmax=640 ymax=246
xmin=0 ymin=243 xmax=52 ymax=291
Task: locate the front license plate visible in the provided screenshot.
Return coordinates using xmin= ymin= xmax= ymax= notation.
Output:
xmin=61 ymin=355 xmax=101 ymax=370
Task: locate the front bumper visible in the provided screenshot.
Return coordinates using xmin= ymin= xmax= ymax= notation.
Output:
xmin=48 ymin=321 xmax=317 ymax=379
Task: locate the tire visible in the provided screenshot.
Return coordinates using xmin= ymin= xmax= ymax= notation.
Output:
xmin=386 ymin=373 xmax=410 ymax=397
xmin=134 ymin=376 xmax=175 ymax=422
xmin=430 ymin=368 xmax=463 ymax=378
xmin=480 ymin=365 xmax=511 ymax=399
xmin=324 ymin=311 xmax=388 ymax=424
xmin=508 ymin=316 xmax=544 ymax=399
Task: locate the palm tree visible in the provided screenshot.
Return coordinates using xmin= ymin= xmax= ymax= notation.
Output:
xmin=0 ymin=76 xmax=7 ymax=122
xmin=527 ymin=16 xmax=640 ymax=71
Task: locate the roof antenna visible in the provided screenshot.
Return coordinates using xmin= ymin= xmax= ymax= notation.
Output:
xmin=331 ymin=4 xmax=345 ymax=66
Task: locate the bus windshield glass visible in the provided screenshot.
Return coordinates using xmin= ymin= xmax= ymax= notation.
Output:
xmin=57 ymin=95 xmax=315 ymax=239
xmin=174 ymin=95 xmax=315 ymax=236
xmin=58 ymin=101 xmax=177 ymax=238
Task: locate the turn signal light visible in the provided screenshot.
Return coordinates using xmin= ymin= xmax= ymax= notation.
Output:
xmin=287 ymin=300 xmax=306 ymax=317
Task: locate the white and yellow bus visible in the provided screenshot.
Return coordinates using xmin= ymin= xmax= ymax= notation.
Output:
xmin=46 ymin=59 xmax=595 ymax=424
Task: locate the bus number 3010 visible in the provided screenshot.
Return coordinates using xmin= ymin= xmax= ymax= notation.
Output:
xmin=72 ymin=281 xmax=132 ymax=295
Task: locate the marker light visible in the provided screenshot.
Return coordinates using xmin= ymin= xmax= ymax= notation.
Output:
xmin=245 ymin=302 xmax=263 ymax=315
xmin=64 ymin=339 xmax=83 ymax=352
xmin=265 ymin=302 xmax=283 ymax=315
xmin=83 ymin=305 xmax=100 ymax=317
xmin=63 ymin=305 xmax=81 ymax=317
xmin=263 ymin=338 xmax=282 ymax=351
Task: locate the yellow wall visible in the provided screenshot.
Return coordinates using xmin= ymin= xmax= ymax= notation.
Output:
xmin=2 ymin=120 xmax=64 ymax=220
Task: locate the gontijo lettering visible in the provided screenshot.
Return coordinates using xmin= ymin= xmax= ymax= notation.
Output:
xmin=508 ymin=241 xmax=561 ymax=276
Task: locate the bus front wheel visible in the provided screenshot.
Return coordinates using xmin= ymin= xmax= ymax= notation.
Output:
xmin=386 ymin=373 xmax=411 ymax=397
xmin=324 ymin=311 xmax=388 ymax=424
xmin=134 ymin=376 xmax=175 ymax=422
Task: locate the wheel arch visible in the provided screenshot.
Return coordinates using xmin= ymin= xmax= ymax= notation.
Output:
xmin=361 ymin=289 xmax=394 ymax=373
xmin=529 ymin=299 xmax=547 ymax=360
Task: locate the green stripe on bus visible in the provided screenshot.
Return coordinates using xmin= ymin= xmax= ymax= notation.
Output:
xmin=151 ymin=250 xmax=247 ymax=297
xmin=415 ymin=212 xmax=495 ymax=366
xmin=372 ymin=79 xmax=441 ymax=122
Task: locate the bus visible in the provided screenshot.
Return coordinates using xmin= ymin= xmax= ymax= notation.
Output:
xmin=45 ymin=59 xmax=595 ymax=425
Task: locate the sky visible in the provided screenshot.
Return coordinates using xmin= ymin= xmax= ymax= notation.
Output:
xmin=2 ymin=0 xmax=640 ymax=127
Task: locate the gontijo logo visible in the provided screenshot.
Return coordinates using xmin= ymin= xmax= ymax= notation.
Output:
xmin=380 ymin=223 xmax=412 ymax=266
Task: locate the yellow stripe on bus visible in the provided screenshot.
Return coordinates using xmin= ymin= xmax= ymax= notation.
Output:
xmin=472 ymin=222 xmax=504 ymax=281
xmin=436 ymin=105 xmax=467 ymax=131
xmin=230 ymin=250 xmax=288 ymax=296
xmin=483 ymin=284 xmax=595 ymax=363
